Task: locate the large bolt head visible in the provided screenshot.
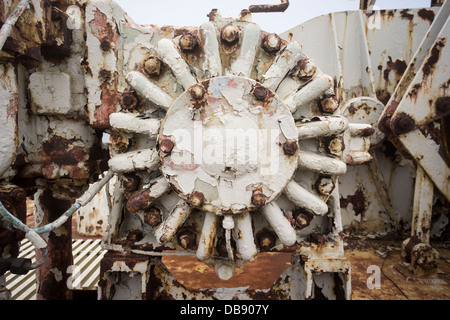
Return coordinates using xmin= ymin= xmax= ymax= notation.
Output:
xmin=159 ymin=136 xmax=175 ymax=154
xmin=221 ymin=25 xmax=240 ymax=45
xmin=189 ymin=84 xmax=206 ymax=101
xmin=144 ymin=207 xmax=162 ymax=227
xmin=262 ymin=33 xmax=282 ymax=54
xmin=283 ymin=140 xmax=298 ymax=156
xmin=189 ymin=191 xmax=205 ymax=207
xmin=315 ymin=176 xmax=335 ymax=196
xmin=320 ymin=96 xmax=339 ymax=113
xmin=144 ymin=57 xmax=162 ymax=77
xmin=179 ymin=33 xmax=198 ymax=52
xmin=251 ymin=189 xmax=266 ymax=207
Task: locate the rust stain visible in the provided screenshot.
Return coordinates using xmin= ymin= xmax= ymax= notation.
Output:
xmin=89 ymin=8 xmax=117 ymax=44
xmin=340 ymin=187 xmax=367 ymax=218
xmin=423 ymin=38 xmax=446 ymax=80
xmin=418 ymin=8 xmax=435 ymax=24
xmin=384 ymin=57 xmax=407 ymax=82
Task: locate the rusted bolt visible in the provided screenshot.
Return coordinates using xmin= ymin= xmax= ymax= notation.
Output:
xmin=411 ymin=243 xmax=439 ymax=271
xmin=120 ymin=92 xmax=139 ymax=110
xmin=179 ymin=33 xmax=198 ymax=52
xmin=121 ymin=174 xmax=140 ymax=193
xmin=100 ymin=40 xmax=111 ymax=51
xmin=315 ymin=176 xmax=335 ymax=196
xmin=251 ymin=188 xmax=266 ymax=207
xmin=293 ymin=58 xmax=317 ymax=78
xmin=99 ymin=69 xmax=112 ymax=79
xmin=435 ymin=96 xmax=450 ymax=117
xmin=282 ymin=140 xmax=298 ymax=156
xmin=110 ymin=131 xmax=130 ymax=153
xmin=320 ymin=95 xmax=339 ymax=114
xmin=326 ymin=137 xmax=345 ymax=156
xmin=292 ymin=209 xmax=314 ymax=230
xmin=189 ymin=191 xmax=205 ymax=207
xmin=177 ymin=228 xmax=196 ymax=250
xmin=144 ymin=206 xmax=162 ymax=227
xmin=256 ymin=229 xmax=277 ymax=251
xmin=391 ymin=112 xmax=415 ymax=135
xmin=189 ymin=84 xmax=206 ymax=101
xmin=221 ymin=25 xmax=240 ymax=45
xmin=159 ymin=136 xmax=175 ymax=154
xmin=262 ymin=33 xmax=282 ymax=54
xmin=252 ymin=85 xmax=269 ymax=101
xmin=144 ymin=56 xmax=162 ymax=77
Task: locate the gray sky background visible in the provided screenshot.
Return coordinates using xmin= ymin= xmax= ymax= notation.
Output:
xmin=113 ymin=0 xmax=432 ymax=34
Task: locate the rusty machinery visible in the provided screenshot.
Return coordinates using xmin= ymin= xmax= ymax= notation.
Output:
xmin=0 ymin=0 xmax=448 ymax=300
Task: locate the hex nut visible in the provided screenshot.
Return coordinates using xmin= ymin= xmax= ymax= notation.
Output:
xmin=221 ymin=25 xmax=240 ymax=45
xmin=189 ymin=191 xmax=205 ymax=207
xmin=320 ymin=96 xmax=339 ymax=113
xmin=189 ymin=84 xmax=206 ymax=100
xmin=315 ymin=176 xmax=335 ymax=196
xmin=283 ymin=140 xmax=298 ymax=156
xmin=262 ymin=33 xmax=282 ymax=54
xmin=251 ymin=189 xmax=266 ymax=207
xmin=120 ymin=92 xmax=139 ymax=110
xmin=179 ymin=33 xmax=198 ymax=52
xmin=144 ymin=57 xmax=162 ymax=77
xmin=252 ymin=85 xmax=269 ymax=101
xmin=159 ymin=136 xmax=175 ymax=154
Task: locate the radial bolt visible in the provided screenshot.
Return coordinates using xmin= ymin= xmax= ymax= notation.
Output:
xmin=120 ymin=92 xmax=139 ymax=110
xmin=121 ymin=174 xmax=140 ymax=193
xmin=251 ymin=188 xmax=266 ymax=207
xmin=99 ymin=69 xmax=112 ymax=79
xmin=294 ymin=58 xmax=317 ymax=78
xmin=159 ymin=136 xmax=175 ymax=154
xmin=320 ymin=96 xmax=339 ymax=113
xmin=179 ymin=33 xmax=198 ymax=52
xmin=189 ymin=84 xmax=206 ymax=101
xmin=262 ymin=33 xmax=282 ymax=54
xmin=100 ymin=40 xmax=111 ymax=51
xmin=221 ymin=25 xmax=240 ymax=45
xmin=292 ymin=209 xmax=314 ymax=230
xmin=315 ymin=176 xmax=335 ymax=196
xmin=411 ymin=243 xmax=439 ymax=271
xmin=177 ymin=229 xmax=196 ymax=250
xmin=189 ymin=191 xmax=205 ymax=207
xmin=144 ymin=206 xmax=162 ymax=227
xmin=391 ymin=113 xmax=416 ymax=135
xmin=257 ymin=230 xmax=277 ymax=251
xmin=283 ymin=140 xmax=298 ymax=156
xmin=144 ymin=57 xmax=162 ymax=77
xmin=252 ymin=85 xmax=269 ymax=101
xmin=327 ymin=137 xmax=345 ymax=156
xmin=435 ymin=96 xmax=450 ymax=117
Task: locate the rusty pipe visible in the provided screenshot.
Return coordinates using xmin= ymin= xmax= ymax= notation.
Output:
xmin=249 ymin=0 xmax=289 ymax=13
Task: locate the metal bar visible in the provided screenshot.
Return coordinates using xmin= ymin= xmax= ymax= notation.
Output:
xmin=411 ymin=166 xmax=434 ymax=243
xmin=249 ymin=0 xmax=289 ymax=13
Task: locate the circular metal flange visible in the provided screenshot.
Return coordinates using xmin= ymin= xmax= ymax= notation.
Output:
xmin=159 ymin=76 xmax=298 ymax=214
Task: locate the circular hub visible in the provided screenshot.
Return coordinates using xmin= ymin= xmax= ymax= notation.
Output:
xmin=159 ymin=76 xmax=298 ymax=214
